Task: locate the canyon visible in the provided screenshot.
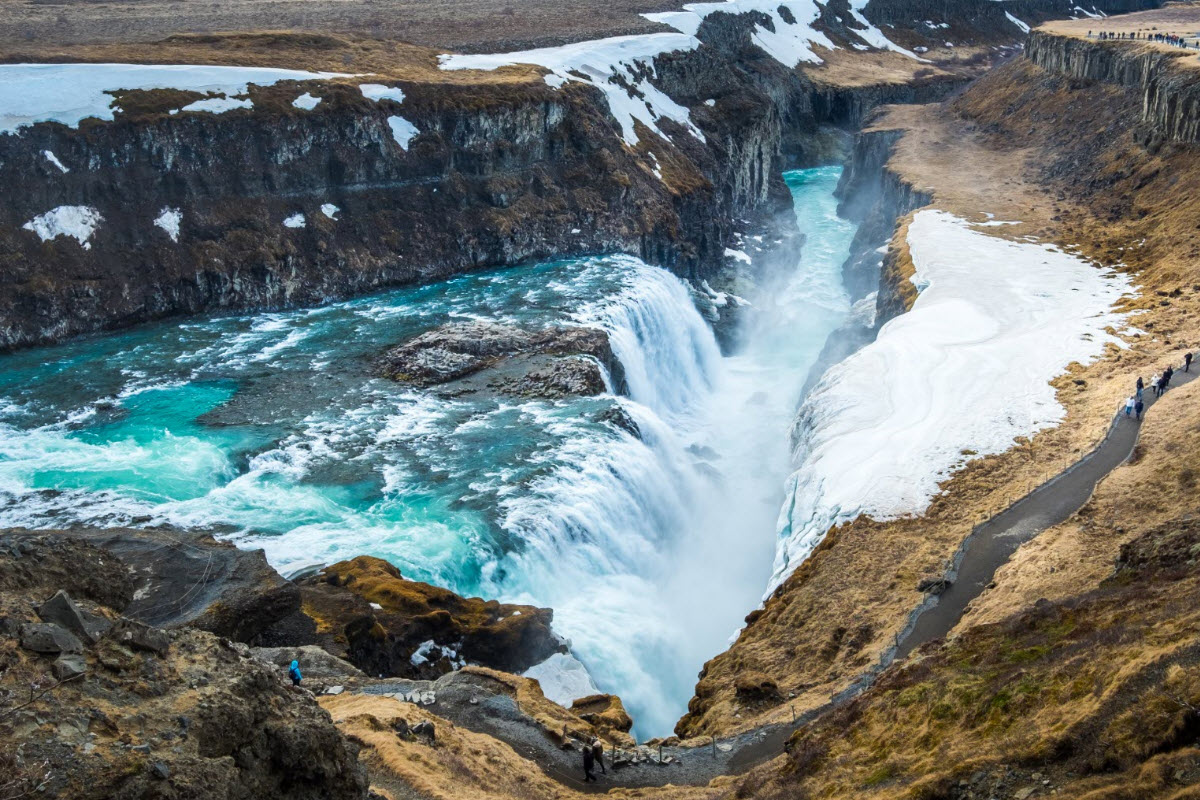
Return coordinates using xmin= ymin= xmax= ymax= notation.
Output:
xmin=4 ymin=1 xmax=1200 ymax=799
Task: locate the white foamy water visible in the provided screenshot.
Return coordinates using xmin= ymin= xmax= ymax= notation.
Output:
xmin=0 ymin=168 xmax=856 ymax=738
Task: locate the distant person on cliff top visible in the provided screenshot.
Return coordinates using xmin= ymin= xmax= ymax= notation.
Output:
xmin=289 ymin=659 xmax=303 ymax=687
xmin=1136 ymin=398 xmax=1145 ymax=421
xmin=583 ymin=741 xmax=597 ymax=782
xmin=1186 ymin=352 xmax=1192 ymax=372
xmin=591 ymin=738 xmax=606 ymax=774
xmin=1125 ymin=397 xmax=1135 ymax=417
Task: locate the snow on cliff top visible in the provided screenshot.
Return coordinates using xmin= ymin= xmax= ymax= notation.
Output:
xmin=441 ymin=33 xmax=702 ymax=145
xmin=0 ymin=63 xmax=348 ymax=135
xmin=440 ymin=0 xmax=918 ymax=145
xmin=768 ymin=210 xmax=1133 ymax=590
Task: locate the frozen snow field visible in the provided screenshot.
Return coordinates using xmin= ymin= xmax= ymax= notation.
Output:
xmin=0 ymin=64 xmax=348 ymax=135
xmin=770 ymin=210 xmax=1133 ymax=589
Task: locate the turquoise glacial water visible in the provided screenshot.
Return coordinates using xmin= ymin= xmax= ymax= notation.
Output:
xmin=0 ymin=166 xmax=856 ymax=737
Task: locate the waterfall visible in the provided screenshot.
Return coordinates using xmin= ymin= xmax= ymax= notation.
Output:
xmin=0 ymin=167 xmax=859 ymax=741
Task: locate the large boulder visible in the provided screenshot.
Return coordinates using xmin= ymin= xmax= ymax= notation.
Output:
xmin=19 ymin=622 xmax=83 ymax=654
xmin=376 ymin=321 xmax=624 ymax=399
xmin=291 ymin=556 xmax=566 ymax=680
xmin=38 ymin=589 xmax=110 ymax=644
xmin=570 ymin=693 xmax=635 ymax=742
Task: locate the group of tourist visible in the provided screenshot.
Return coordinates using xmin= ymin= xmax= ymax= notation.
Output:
xmin=1124 ymin=351 xmax=1192 ymax=421
xmin=1090 ymin=29 xmax=1198 ymax=49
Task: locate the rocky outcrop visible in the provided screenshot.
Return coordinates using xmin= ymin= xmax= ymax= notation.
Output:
xmin=377 ymin=320 xmax=622 ymax=398
xmin=0 ymin=534 xmax=367 ymax=800
xmin=570 ymin=693 xmax=635 ymax=741
xmin=280 ymin=555 xmax=566 ymax=680
xmin=2 ymin=527 xmax=299 ymax=643
xmin=1027 ymin=29 xmax=1200 ymax=145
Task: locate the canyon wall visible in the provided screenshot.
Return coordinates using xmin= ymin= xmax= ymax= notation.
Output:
xmin=1027 ymin=30 xmax=1200 ymax=145
xmin=1 ymin=0 xmax=1161 ymax=351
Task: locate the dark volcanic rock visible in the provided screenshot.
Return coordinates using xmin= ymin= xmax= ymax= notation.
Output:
xmin=0 ymin=541 xmax=369 ymax=800
xmin=293 ymin=555 xmax=566 ymax=679
xmin=38 ymin=589 xmax=110 ymax=644
xmin=19 ymin=622 xmax=84 ymax=654
xmin=378 ymin=321 xmax=622 ymax=398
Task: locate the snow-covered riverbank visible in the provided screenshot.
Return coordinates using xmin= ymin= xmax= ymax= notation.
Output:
xmin=771 ymin=210 xmax=1134 ymax=589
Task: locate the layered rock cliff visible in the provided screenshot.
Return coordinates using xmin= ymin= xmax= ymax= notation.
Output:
xmin=3 ymin=0 xmax=1154 ymax=351
xmin=1027 ymin=29 xmax=1200 ymax=145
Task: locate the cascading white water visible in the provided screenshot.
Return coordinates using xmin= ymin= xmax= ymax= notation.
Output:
xmin=0 ymin=166 xmax=857 ymax=740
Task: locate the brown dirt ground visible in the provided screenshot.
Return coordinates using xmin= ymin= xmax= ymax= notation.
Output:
xmin=0 ymin=31 xmax=546 ymax=84
xmin=0 ymin=0 xmax=681 ymax=55
xmin=802 ymin=44 xmax=1005 ymax=89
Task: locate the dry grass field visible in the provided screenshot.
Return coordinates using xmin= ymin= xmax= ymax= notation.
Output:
xmin=0 ymin=0 xmax=681 ymax=55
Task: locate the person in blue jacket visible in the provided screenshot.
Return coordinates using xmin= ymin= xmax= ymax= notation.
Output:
xmin=289 ymin=660 xmax=303 ymax=687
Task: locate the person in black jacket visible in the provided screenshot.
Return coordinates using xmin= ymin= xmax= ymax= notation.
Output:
xmin=583 ymin=744 xmax=597 ymax=782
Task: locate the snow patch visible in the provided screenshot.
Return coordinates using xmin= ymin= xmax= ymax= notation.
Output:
xmin=154 ymin=207 xmax=182 ymax=242
xmin=769 ymin=210 xmax=1133 ymax=590
xmin=283 ymin=213 xmax=306 ymax=229
xmin=43 ymin=150 xmax=68 ymax=173
xmin=321 ymin=203 xmax=340 ymax=220
xmin=440 ymin=33 xmax=704 ymax=146
xmin=724 ymin=247 xmax=752 ymax=265
xmin=0 ymin=63 xmax=349 ymax=135
xmin=292 ymin=92 xmax=322 ymax=110
xmin=359 ymin=83 xmax=406 ymax=103
xmin=1005 ymin=11 xmax=1031 ymax=33
xmin=523 ymin=652 xmax=601 ymax=706
xmin=409 ymin=640 xmax=439 ymax=666
xmin=22 ymin=205 xmax=102 ymax=249
xmin=173 ymin=96 xmax=252 ymax=115
xmin=386 ymin=115 xmax=420 ymax=149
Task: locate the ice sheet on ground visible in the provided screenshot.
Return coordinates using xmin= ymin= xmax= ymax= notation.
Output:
xmin=523 ymin=652 xmax=601 ymax=706
xmin=386 ymin=115 xmax=420 ymax=149
xmin=283 ymin=213 xmax=306 ymax=229
xmin=22 ymin=205 xmax=102 ymax=249
xmin=768 ymin=210 xmax=1133 ymax=590
xmin=0 ymin=63 xmax=348 ymax=134
xmin=321 ymin=203 xmax=340 ymax=219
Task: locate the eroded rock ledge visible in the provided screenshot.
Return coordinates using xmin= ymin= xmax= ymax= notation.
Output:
xmin=280 ymin=555 xmax=567 ymax=679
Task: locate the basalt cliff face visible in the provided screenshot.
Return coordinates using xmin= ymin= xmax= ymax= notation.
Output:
xmin=1026 ymin=29 xmax=1200 ymax=145
xmin=1 ymin=0 xmax=1157 ymax=351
